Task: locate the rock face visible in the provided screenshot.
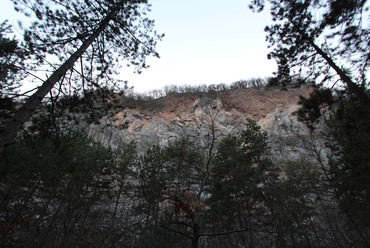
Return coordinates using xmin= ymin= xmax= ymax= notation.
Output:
xmin=85 ymin=85 xmax=314 ymax=161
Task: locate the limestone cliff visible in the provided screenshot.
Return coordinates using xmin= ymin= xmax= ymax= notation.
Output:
xmin=85 ymin=85 xmax=315 ymax=161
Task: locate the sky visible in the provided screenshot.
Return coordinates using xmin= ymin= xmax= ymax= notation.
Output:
xmin=1 ymin=0 xmax=276 ymax=93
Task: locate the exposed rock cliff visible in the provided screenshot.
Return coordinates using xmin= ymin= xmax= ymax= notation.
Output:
xmin=85 ymin=85 xmax=315 ymax=161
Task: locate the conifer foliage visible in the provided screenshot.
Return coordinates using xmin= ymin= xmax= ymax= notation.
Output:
xmin=133 ymin=120 xmax=281 ymax=248
xmin=0 ymin=0 xmax=162 ymax=154
xmin=250 ymin=0 xmax=370 ymax=245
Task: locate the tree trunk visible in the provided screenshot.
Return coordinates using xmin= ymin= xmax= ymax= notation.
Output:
xmin=308 ymin=39 xmax=368 ymax=101
xmin=0 ymin=2 xmax=123 ymax=156
xmin=191 ymin=235 xmax=199 ymax=248
xmin=286 ymin=15 xmax=369 ymax=102
xmin=192 ymin=223 xmax=199 ymax=248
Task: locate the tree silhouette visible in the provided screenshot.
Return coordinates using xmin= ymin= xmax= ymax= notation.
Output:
xmin=250 ymin=0 xmax=369 ymax=99
xmin=0 ymin=0 xmax=162 ymax=155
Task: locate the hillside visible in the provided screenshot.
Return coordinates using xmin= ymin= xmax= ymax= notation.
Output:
xmin=85 ymin=84 xmax=314 ymax=161
xmin=3 ymin=83 xmax=369 ymax=248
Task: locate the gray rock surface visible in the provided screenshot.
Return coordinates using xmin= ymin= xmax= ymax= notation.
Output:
xmin=83 ymin=86 xmax=323 ymax=162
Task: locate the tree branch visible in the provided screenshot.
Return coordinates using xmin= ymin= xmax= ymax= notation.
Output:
xmin=159 ymin=223 xmax=192 ymax=240
xmin=199 ymin=228 xmax=249 ymax=237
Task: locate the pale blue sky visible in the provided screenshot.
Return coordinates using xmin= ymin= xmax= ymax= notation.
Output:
xmin=1 ymin=0 xmax=276 ymax=93
xmin=130 ymin=0 xmax=276 ymax=92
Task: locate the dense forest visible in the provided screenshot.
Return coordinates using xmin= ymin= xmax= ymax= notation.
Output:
xmin=1 ymin=0 xmax=370 ymax=247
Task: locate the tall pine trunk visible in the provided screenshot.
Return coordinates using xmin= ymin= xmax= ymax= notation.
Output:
xmin=0 ymin=2 xmax=122 ymax=156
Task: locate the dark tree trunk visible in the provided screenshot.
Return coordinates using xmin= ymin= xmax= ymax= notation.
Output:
xmin=0 ymin=2 xmax=123 ymax=156
xmin=308 ymin=39 xmax=368 ymax=101
xmin=192 ymin=223 xmax=200 ymax=248
xmin=191 ymin=235 xmax=199 ymax=248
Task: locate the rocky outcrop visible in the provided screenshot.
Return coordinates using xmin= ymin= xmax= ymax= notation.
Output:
xmin=85 ymin=85 xmax=315 ymax=161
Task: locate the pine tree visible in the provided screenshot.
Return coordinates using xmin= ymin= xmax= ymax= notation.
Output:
xmin=0 ymin=0 xmax=162 ymax=155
